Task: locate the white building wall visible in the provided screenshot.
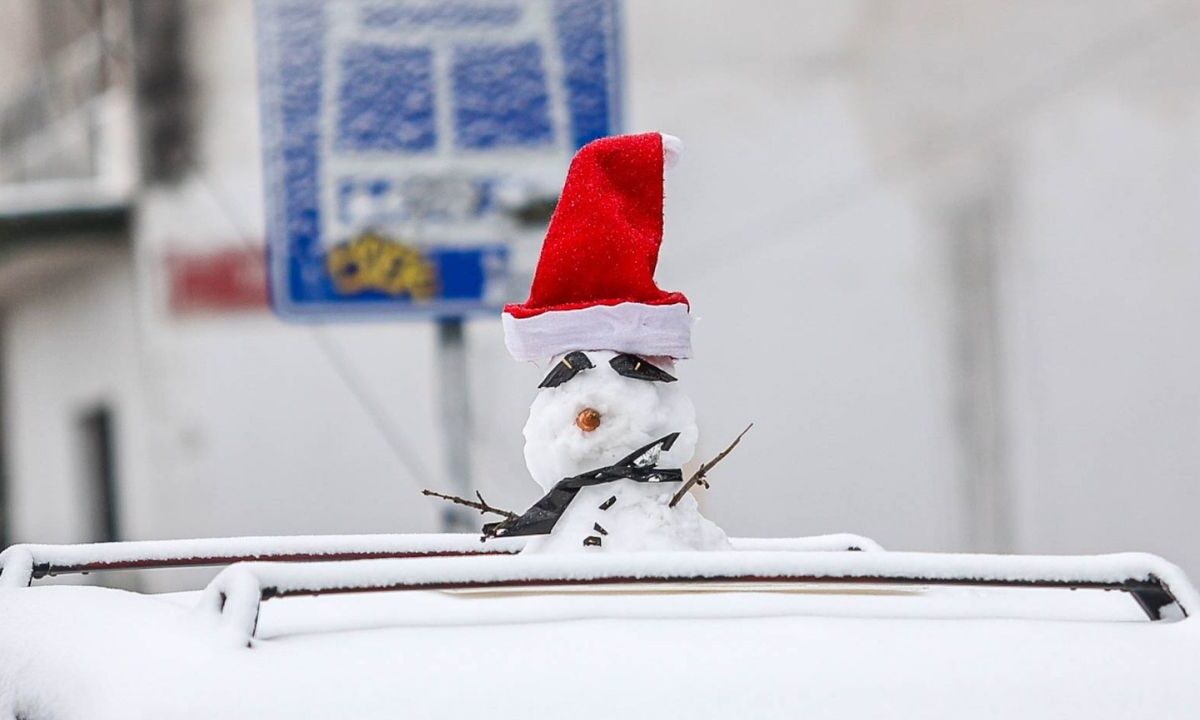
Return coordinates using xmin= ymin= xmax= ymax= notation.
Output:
xmin=1006 ymin=83 xmax=1200 ymax=569
xmin=3 ymin=249 xmax=149 ymax=545
xmin=625 ymin=1 xmax=964 ymax=549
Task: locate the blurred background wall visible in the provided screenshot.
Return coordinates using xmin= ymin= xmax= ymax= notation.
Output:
xmin=0 ymin=1 xmax=1197 ymax=583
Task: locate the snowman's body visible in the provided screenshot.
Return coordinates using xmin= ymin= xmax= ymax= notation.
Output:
xmin=497 ymin=132 xmax=732 ymax=553
xmin=520 ymin=350 xmax=731 ymax=553
xmin=521 ymin=484 xmax=729 ymax=553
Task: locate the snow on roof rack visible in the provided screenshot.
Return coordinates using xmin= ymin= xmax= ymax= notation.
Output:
xmin=203 ymin=550 xmax=1196 ymax=647
xmin=0 ymin=533 xmax=522 ymax=588
xmin=0 ymin=533 xmax=882 ymax=588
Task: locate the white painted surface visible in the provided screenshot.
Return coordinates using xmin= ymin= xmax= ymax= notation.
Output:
xmin=3 ymin=252 xmax=148 ymax=544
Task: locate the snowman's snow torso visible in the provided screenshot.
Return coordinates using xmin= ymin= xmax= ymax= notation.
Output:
xmin=519 ymin=350 xmax=731 ymax=553
xmin=522 ymin=484 xmax=730 ymax=553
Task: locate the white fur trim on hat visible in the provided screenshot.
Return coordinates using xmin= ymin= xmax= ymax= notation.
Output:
xmin=661 ymin=133 xmax=683 ymax=170
xmin=503 ymin=302 xmax=693 ymax=364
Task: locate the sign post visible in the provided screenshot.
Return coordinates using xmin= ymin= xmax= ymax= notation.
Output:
xmin=436 ymin=318 xmax=473 ymax=530
xmin=256 ymin=0 xmax=623 ymax=529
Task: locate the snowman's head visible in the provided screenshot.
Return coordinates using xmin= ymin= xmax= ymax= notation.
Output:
xmin=522 ymin=350 xmax=697 ymax=491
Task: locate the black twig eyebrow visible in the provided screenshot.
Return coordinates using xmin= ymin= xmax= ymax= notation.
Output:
xmin=538 ymin=351 xmax=595 ymax=388
xmin=609 ymin=354 xmax=677 ymax=383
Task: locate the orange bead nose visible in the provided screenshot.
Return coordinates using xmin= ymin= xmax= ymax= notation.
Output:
xmin=575 ymin=408 xmax=602 ymax=432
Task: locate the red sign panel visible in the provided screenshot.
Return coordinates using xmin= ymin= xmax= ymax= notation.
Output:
xmin=167 ymin=248 xmax=268 ymax=313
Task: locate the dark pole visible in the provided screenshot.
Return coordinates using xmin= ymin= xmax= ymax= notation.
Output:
xmin=437 ymin=317 xmax=475 ymax=532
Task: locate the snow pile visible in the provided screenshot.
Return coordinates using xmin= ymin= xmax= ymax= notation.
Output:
xmin=3 ymin=549 xmax=1200 ymax=719
xmin=732 ymin=534 xmax=884 ymax=552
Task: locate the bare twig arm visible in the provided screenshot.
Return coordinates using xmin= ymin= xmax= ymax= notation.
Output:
xmin=669 ymin=423 xmax=753 ymax=507
xmin=422 ymin=489 xmax=518 ymax=519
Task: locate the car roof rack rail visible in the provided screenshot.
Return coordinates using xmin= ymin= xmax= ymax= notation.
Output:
xmin=0 ymin=533 xmax=882 ymax=588
xmin=203 ymin=549 xmax=1196 ymax=647
xmin=0 ymin=533 xmax=523 ymax=588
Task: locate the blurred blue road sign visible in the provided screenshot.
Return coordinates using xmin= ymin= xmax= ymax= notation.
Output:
xmin=256 ymin=0 xmax=623 ymax=319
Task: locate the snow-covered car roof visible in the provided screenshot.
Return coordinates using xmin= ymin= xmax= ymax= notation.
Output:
xmin=1 ymin=534 xmax=1198 ymax=719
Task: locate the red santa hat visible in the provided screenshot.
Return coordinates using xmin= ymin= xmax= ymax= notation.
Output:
xmin=502 ymin=132 xmax=691 ymax=363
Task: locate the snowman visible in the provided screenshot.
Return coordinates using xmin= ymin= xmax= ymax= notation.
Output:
xmin=490 ymin=132 xmax=731 ymax=553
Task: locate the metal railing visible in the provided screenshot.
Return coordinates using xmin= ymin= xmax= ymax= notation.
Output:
xmin=0 ymin=533 xmax=521 ymax=588
xmin=200 ymin=550 xmax=1195 ymax=646
xmin=0 ymin=532 xmax=882 ymax=588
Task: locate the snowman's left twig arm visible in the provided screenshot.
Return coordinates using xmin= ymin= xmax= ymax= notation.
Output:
xmin=421 ymin=489 xmax=518 ymax=519
xmin=668 ymin=423 xmax=753 ymax=508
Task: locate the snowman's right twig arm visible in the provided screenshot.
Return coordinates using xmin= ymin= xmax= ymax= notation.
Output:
xmin=669 ymin=423 xmax=753 ymax=508
xmin=421 ymin=489 xmax=518 ymax=519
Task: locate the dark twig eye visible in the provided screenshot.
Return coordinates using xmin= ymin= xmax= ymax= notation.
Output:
xmin=609 ymin=354 xmax=677 ymax=382
xmin=538 ymin=351 xmax=595 ymax=388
